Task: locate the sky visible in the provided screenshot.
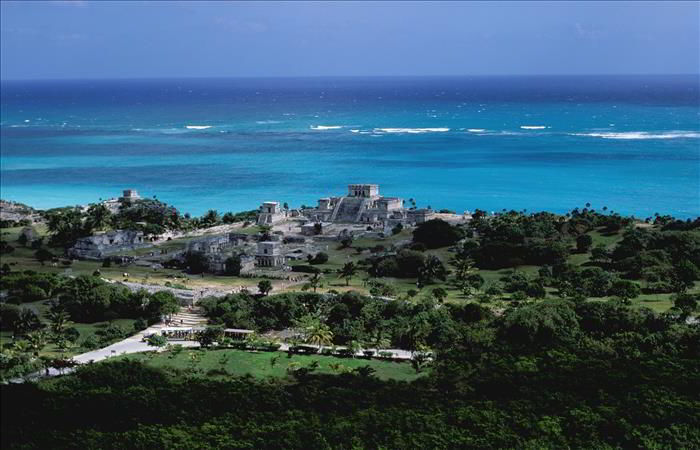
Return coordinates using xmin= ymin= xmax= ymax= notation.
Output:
xmin=1 ymin=1 xmax=698 ymax=79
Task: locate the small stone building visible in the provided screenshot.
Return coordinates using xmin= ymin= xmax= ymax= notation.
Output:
xmin=407 ymin=208 xmax=436 ymax=224
xmin=69 ymin=230 xmax=147 ymax=260
xmin=257 ymin=201 xmax=288 ymax=225
xmin=301 ymin=222 xmax=323 ymax=236
xmin=119 ymin=189 xmax=141 ymax=203
xmin=255 ymin=241 xmax=285 ymax=268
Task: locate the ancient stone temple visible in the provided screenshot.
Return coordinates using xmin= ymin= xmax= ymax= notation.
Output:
xmin=305 ymin=184 xmax=405 ymax=224
xmin=255 ymin=241 xmax=285 ymax=268
xmin=119 ymin=189 xmax=141 ymax=203
xmin=256 ymin=201 xmax=287 ymax=225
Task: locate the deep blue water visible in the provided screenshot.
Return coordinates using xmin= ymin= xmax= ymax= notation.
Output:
xmin=1 ymin=76 xmax=698 ymax=218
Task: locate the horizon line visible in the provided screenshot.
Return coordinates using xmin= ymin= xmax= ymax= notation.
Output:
xmin=2 ymin=73 xmax=699 ymax=83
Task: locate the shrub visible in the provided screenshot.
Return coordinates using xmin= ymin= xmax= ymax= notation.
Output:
xmin=146 ymin=334 xmax=168 ymax=347
xmin=291 ymin=265 xmax=321 ymax=274
xmin=309 ymin=252 xmax=329 ymax=265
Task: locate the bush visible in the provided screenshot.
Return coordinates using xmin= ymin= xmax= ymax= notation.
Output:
xmin=96 ymin=323 xmax=127 ymax=345
xmin=133 ymin=318 xmax=148 ymax=332
xmin=291 ymin=265 xmax=321 ymax=274
xmin=309 ymin=252 xmax=329 ymax=265
xmin=576 ymin=234 xmax=593 ymax=253
xmin=146 ymin=334 xmax=168 ymax=347
xmin=609 ymin=280 xmax=641 ymax=299
xmin=0 ymin=303 xmax=21 ymax=331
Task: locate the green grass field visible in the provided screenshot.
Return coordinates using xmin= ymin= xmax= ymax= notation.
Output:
xmin=118 ymin=348 xmax=424 ymax=381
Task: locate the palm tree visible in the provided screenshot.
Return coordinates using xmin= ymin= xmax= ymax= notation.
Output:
xmin=306 ymin=272 xmax=323 ymax=293
xmin=296 ymin=315 xmax=334 ymax=347
xmin=419 ymin=255 xmax=446 ymax=285
xmin=305 ymin=323 xmax=333 ymax=347
xmin=48 ymin=308 xmax=71 ymax=337
xmin=26 ymin=330 xmax=49 ymax=357
xmin=86 ymin=203 xmax=111 ymax=232
xmin=338 ymin=262 xmax=358 ymax=286
xmin=451 ymin=255 xmax=477 ymax=296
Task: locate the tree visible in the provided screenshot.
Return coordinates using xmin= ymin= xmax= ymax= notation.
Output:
xmin=34 ymin=248 xmax=54 ymax=265
xmin=412 ymin=219 xmax=464 ymax=249
xmin=411 ymin=345 xmax=432 ymax=374
xmin=591 ymin=244 xmax=611 ymax=264
xmin=338 ymin=262 xmax=358 ymax=286
xmin=258 ymin=280 xmax=273 ymax=296
xmin=340 ymin=237 xmax=353 ymax=249
xmin=197 ymin=326 xmax=223 ymax=348
xmin=86 ymin=203 xmax=111 ymax=231
xmin=14 ymin=308 xmax=42 ymax=336
xmin=47 ymin=307 xmax=71 ymax=337
xmin=26 ymin=330 xmax=49 ymax=357
xmin=452 ymin=256 xmax=478 ymax=296
xmin=59 ymin=275 xmax=113 ymax=322
xmin=418 ymin=255 xmax=448 ymax=285
xmin=672 ymin=292 xmax=698 ymax=319
xmin=296 ymin=315 xmax=334 ymax=347
xmin=304 ymin=273 xmax=323 ymax=293
xmin=432 ymin=287 xmax=448 ymax=303
xmin=184 ymin=251 xmax=209 ymax=274
xmin=576 ymin=234 xmax=593 ymax=253
xmin=146 ymin=291 xmax=180 ymax=322
xmin=201 ymin=210 xmax=221 ymax=227
xmin=224 ymin=255 xmax=243 ymax=276
xmin=609 ymin=280 xmax=641 ymax=300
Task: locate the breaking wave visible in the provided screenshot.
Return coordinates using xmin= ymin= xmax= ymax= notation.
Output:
xmin=571 ymin=131 xmax=700 ymax=140
xmin=520 ymin=125 xmax=549 ymax=130
xmin=256 ymin=120 xmax=282 ymax=124
xmin=310 ymin=125 xmax=343 ymax=130
xmin=185 ymin=125 xmax=212 ymax=130
xmin=374 ymin=127 xmax=449 ymax=134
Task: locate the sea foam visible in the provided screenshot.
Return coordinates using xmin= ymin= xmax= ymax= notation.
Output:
xmin=186 ymin=125 xmax=212 ymax=130
xmin=310 ymin=125 xmax=343 ymax=130
xmin=374 ymin=127 xmax=449 ymax=134
xmin=571 ymin=131 xmax=700 ymax=140
xmin=520 ymin=125 xmax=549 ymax=130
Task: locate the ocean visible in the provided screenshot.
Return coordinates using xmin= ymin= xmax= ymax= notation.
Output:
xmin=1 ymin=76 xmax=698 ymax=218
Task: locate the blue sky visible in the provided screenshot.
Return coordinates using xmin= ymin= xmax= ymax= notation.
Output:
xmin=1 ymin=1 xmax=698 ymax=79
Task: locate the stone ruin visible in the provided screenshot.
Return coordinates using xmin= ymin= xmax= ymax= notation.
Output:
xmin=258 ymin=184 xmax=436 ymax=227
xmin=255 ymin=241 xmax=286 ymax=268
xmin=69 ymin=230 xmax=149 ymax=260
xmin=256 ymin=201 xmax=288 ymax=225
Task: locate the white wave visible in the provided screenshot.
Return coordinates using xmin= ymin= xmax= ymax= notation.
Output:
xmin=186 ymin=125 xmax=212 ymax=130
xmin=374 ymin=127 xmax=449 ymax=134
xmin=466 ymin=128 xmax=486 ymax=133
xmin=520 ymin=125 xmax=548 ymax=130
xmin=310 ymin=125 xmax=343 ymax=130
xmin=350 ymin=129 xmax=360 ymax=133
xmin=571 ymin=131 xmax=700 ymax=140
xmin=256 ymin=120 xmax=282 ymax=124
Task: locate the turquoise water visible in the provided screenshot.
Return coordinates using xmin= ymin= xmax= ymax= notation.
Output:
xmin=1 ymin=76 xmax=698 ymax=218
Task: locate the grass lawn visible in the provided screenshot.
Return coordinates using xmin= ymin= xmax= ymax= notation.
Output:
xmin=118 ymin=348 xmax=424 ymax=381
